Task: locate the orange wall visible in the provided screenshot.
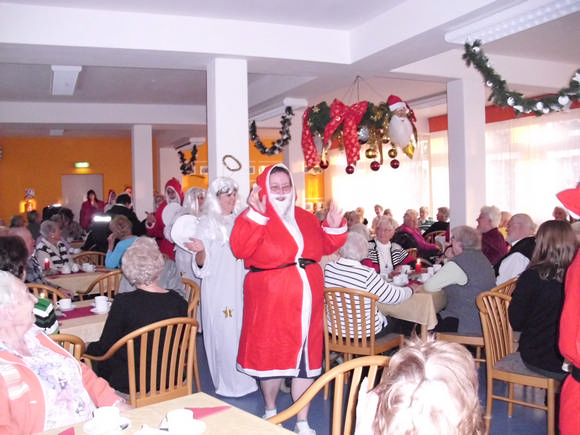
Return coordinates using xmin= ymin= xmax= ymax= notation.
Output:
xmin=0 ymin=137 xmax=132 ymax=223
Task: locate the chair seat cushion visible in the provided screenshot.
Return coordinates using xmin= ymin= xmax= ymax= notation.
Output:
xmin=495 ymin=352 xmax=544 ymax=377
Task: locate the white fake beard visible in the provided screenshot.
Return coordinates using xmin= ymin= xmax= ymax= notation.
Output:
xmin=389 ymin=115 xmax=413 ymax=148
xmin=271 ymin=193 xmax=293 ymax=221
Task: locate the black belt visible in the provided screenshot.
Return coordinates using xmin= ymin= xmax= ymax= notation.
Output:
xmin=572 ymin=365 xmax=580 ymax=383
xmin=249 ymin=258 xmax=316 ymax=273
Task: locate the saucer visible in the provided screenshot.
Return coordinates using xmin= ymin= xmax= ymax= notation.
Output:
xmin=83 ymin=416 xmax=130 ymax=435
xmin=91 ymin=306 xmax=110 ymax=315
xmin=59 ymin=304 xmax=76 ymax=312
xmin=159 ymin=417 xmax=206 ymax=434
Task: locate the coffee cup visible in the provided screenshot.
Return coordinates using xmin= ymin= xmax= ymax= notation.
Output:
xmin=167 ymin=409 xmax=195 ymax=435
xmin=61 ymin=264 xmax=71 ymax=274
xmin=94 ymin=296 xmax=109 ymax=312
xmin=401 ymin=265 xmax=411 ymax=274
xmin=92 ymin=406 xmax=121 ymax=432
xmin=433 ymin=264 xmax=442 ymax=272
xmin=393 ymin=274 xmax=408 ymax=286
xmin=71 ymin=263 xmax=80 ymax=273
xmin=58 ymin=298 xmax=72 ymax=310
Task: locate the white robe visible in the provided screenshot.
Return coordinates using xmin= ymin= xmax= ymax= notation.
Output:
xmin=192 ymin=214 xmax=257 ymax=397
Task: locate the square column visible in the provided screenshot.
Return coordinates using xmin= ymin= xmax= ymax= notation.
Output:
xmin=447 ymin=77 xmax=486 ymax=227
xmin=284 ymin=107 xmax=306 ymax=208
xmin=131 ymin=124 xmax=154 ymax=220
xmin=207 ymin=58 xmax=250 ymax=200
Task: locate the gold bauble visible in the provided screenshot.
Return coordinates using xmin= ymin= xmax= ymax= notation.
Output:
xmin=365 ymin=148 xmax=378 ymax=159
xmin=387 ymin=148 xmax=398 ymax=159
xmin=403 ymin=143 xmax=415 ymax=159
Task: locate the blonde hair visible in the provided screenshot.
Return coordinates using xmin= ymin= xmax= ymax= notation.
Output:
xmin=373 ymin=337 xmax=484 ymax=435
xmin=109 ymin=215 xmax=132 ymax=239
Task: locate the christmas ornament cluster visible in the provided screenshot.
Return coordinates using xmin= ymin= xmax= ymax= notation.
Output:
xmin=301 ymin=95 xmax=418 ymax=174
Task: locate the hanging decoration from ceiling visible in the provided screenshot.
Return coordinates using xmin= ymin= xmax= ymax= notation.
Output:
xmin=301 ymin=90 xmax=417 ymax=174
xmin=249 ymin=106 xmax=294 ymax=155
xmin=178 ymin=143 xmax=197 ymax=176
xmin=463 ymin=40 xmax=580 ymax=115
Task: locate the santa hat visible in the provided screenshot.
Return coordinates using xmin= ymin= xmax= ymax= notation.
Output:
xmin=165 ymin=177 xmax=184 ymax=204
xmin=388 ymin=95 xmax=406 ymax=112
xmin=557 ymin=184 xmax=580 ymax=216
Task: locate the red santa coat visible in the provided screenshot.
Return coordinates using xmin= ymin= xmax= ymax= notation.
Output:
xmin=146 ymin=178 xmax=183 ymax=260
xmin=230 ymin=164 xmax=346 ymax=377
xmin=559 ymin=251 xmax=580 ymax=434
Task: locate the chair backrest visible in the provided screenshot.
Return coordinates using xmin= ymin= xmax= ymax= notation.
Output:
xmin=268 ymin=355 xmax=390 ymax=435
xmin=81 ymin=269 xmax=122 ymax=300
xmin=26 ymin=283 xmax=67 ymax=304
xmin=72 ymin=251 xmax=106 ymax=266
xmin=423 ymin=230 xmax=445 ymax=245
xmin=50 ymin=333 xmax=86 ymax=361
xmin=181 ymin=278 xmax=200 ymax=319
xmin=405 ymin=248 xmax=418 ymax=259
xmin=84 ymin=317 xmax=198 ymax=407
xmin=324 ymin=287 xmax=380 ymax=355
xmin=491 ymin=277 xmax=518 ymax=296
xmin=476 ymin=291 xmax=514 ymax=369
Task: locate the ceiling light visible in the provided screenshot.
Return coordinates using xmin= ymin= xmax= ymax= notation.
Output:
xmin=445 ymin=0 xmax=580 ymax=44
xmin=51 ymin=65 xmax=82 ymax=96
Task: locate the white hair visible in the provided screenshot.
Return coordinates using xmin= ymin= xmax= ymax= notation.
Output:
xmin=480 ymin=205 xmax=501 ymax=228
xmin=197 ymin=177 xmax=241 ymax=243
xmin=182 ymin=187 xmax=206 ymax=217
xmin=339 ymin=232 xmax=368 ymax=261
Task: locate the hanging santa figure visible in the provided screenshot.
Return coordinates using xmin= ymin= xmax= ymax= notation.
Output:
xmin=387 ymin=94 xmax=417 ymax=158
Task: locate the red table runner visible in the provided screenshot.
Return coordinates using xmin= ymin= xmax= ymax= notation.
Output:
xmin=58 ymin=305 xmax=99 ymax=320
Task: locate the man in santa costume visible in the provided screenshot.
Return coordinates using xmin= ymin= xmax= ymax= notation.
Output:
xmin=145 ymin=177 xmax=183 ymax=260
xmin=230 ymin=164 xmax=346 ymax=435
xmin=557 ymin=183 xmax=580 ymax=434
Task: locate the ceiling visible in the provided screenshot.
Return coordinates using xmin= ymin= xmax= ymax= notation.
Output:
xmin=0 ymin=0 xmax=579 ymax=145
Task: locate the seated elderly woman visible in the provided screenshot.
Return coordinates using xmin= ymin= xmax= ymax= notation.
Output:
xmin=86 ymin=236 xmax=187 ymax=394
xmin=324 ymin=232 xmax=415 ymax=337
xmin=104 ymin=215 xmax=137 ymax=269
xmin=423 ymin=226 xmax=495 ymax=334
xmin=362 ymin=216 xmax=414 ymax=275
xmin=391 ymin=209 xmax=440 ymax=261
xmin=34 ymin=220 xmax=73 ymax=273
xmin=0 ymin=271 xmax=130 ymax=433
xmin=355 ymin=337 xmax=484 ymax=435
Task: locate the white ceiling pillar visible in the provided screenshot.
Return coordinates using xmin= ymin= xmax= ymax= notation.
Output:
xmin=447 ymin=77 xmax=486 ymax=228
xmin=131 ymin=124 xmax=154 ymax=220
xmin=284 ymin=107 xmax=306 ymax=208
xmin=207 ymin=58 xmax=250 ymax=201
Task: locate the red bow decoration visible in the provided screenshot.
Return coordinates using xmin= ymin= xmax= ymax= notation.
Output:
xmin=301 ymin=107 xmax=319 ymax=170
xmin=324 ymin=99 xmax=368 ymax=167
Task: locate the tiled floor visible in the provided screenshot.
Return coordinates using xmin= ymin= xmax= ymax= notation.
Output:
xmin=195 ymin=334 xmax=551 ymax=434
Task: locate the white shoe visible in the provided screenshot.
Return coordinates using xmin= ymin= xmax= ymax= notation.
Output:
xmin=294 ymin=421 xmax=316 ymax=435
xmin=262 ymin=408 xmax=277 ymax=419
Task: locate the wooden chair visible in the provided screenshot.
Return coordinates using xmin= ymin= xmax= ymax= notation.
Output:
xmin=476 ymin=291 xmax=559 ymax=435
xmin=435 ymin=332 xmax=484 ymax=366
xmin=80 ymin=269 xmax=122 ymax=300
xmin=423 ymin=230 xmax=446 ymax=245
xmin=181 ymin=278 xmax=201 ymax=320
xmin=84 ymin=317 xmax=200 ymax=407
xmin=72 ymin=250 xmax=106 ymax=266
xmin=268 ymin=355 xmax=390 ymax=435
xmin=26 ymin=283 xmax=67 ymax=304
xmin=405 ymin=248 xmax=418 ymax=259
xmin=50 ymin=333 xmax=86 ymax=361
xmin=491 ymin=277 xmax=518 ymax=296
xmin=324 ymin=287 xmax=403 ymax=399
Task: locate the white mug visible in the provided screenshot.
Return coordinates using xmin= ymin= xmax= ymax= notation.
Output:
xmin=58 ymin=298 xmax=72 ymax=310
xmin=167 ymin=409 xmax=195 ymax=434
xmin=94 ymin=295 xmax=109 ymax=312
xmin=401 ymin=265 xmax=411 ymax=274
xmin=61 ymin=264 xmax=71 ymax=274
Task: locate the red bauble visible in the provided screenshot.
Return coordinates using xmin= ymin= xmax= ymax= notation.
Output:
xmin=345 ymin=165 xmax=355 ymax=174
xmin=319 ymin=160 xmax=329 ymax=169
xmin=390 ymin=159 xmax=400 ymax=169
xmin=370 ymin=161 xmax=381 ymax=171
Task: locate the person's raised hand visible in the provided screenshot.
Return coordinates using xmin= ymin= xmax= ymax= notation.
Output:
xmin=325 ymin=200 xmax=344 ymax=228
xmin=248 ymin=184 xmax=267 ymax=214
xmin=184 ymin=238 xmax=205 ymax=253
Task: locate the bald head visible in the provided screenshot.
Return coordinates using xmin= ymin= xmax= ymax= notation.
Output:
xmin=507 ymin=214 xmax=535 ymax=245
xmin=8 ymin=227 xmax=34 ymax=257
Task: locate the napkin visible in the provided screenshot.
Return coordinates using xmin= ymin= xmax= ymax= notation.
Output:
xmin=58 ymin=428 xmax=75 ymax=435
xmin=186 ymin=406 xmax=230 ymax=419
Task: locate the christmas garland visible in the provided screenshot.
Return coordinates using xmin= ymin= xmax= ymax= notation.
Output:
xmin=178 ymin=143 xmax=197 ymax=175
xmin=249 ymin=106 xmax=294 ymax=155
xmin=463 ymin=40 xmax=580 ymax=115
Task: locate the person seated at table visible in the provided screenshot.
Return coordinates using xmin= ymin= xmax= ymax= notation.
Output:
xmin=476 ymin=205 xmax=508 ymax=267
xmin=356 ymin=207 xmax=368 ymax=226
xmin=371 ymin=204 xmax=384 ymax=236
xmin=498 ymin=210 xmax=512 ymax=239
xmin=105 ymin=215 xmax=137 ymax=269
xmin=86 ymin=236 xmax=187 ymax=394
xmin=0 ymin=271 xmax=131 ymax=434
xmin=34 ymin=220 xmax=74 ymax=273
xmin=9 ymin=215 xmax=25 ymax=228
xmin=355 ymin=337 xmax=484 ymax=435
xmin=26 ymin=210 xmax=41 ymax=241
xmin=345 ymin=210 xmax=362 ymax=230
xmin=423 ymin=206 xmax=450 ymax=236
xmin=59 ymin=207 xmax=85 ymax=243
xmin=494 ymin=213 xmax=536 ymax=285
xmin=362 ymin=216 xmax=414 ymax=276
xmin=508 ymin=220 xmax=577 ymax=382
xmin=418 ymin=206 xmax=434 ymax=233
xmin=423 ymin=226 xmax=495 ymax=334
xmin=325 ymin=232 xmax=415 ymax=337
xmin=8 ymin=227 xmax=73 ymax=297
xmin=391 ymin=209 xmax=440 ymax=262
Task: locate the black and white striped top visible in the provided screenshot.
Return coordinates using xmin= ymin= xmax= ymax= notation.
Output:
xmin=366 ymin=240 xmax=408 ymax=274
xmin=324 ymin=258 xmax=413 ymax=336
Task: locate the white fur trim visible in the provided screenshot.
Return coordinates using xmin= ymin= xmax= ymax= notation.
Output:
xmin=389 ymin=101 xmax=406 ymax=111
xmin=324 ymin=225 xmax=347 ymax=235
xmin=247 ymin=208 xmax=269 ymax=225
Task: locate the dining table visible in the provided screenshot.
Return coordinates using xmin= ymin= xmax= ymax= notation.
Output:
xmin=46 ymin=266 xmax=109 ymax=298
xmin=40 ymin=392 xmax=293 ymax=434
xmin=58 ymin=299 xmax=108 ymax=342
xmin=378 ymin=286 xmax=446 ymax=340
